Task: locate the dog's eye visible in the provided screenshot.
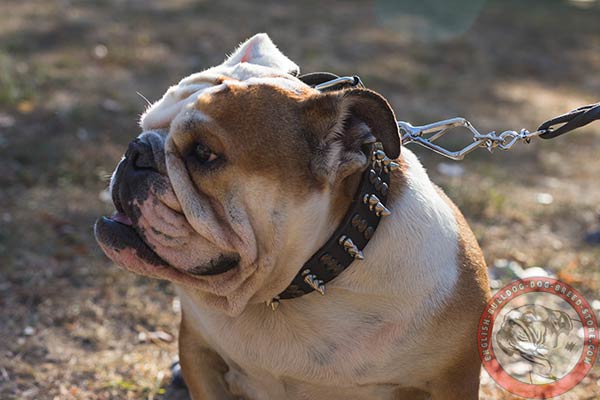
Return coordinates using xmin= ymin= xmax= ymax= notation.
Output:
xmin=194 ymin=143 xmax=218 ymax=164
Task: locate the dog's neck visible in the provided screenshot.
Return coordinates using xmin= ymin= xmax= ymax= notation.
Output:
xmin=272 ymin=142 xmax=396 ymax=305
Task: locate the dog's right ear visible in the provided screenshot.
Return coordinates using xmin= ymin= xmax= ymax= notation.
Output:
xmin=303 ymin=88 xmax=401 ymax=184
xmin=225 ymin=33 xmax=299 ymax=76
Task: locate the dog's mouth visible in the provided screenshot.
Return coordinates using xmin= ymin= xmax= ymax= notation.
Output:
xmin=94 ymin=210 xmax=240 ymax=278
xmin=95 ymin=212 xmax=167 ymax=268
xmin=94 ymin=131 xmax=248 ymax=296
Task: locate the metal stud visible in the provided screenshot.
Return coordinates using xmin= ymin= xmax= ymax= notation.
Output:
xmin=380 ymin=182 xmax=389 ymax=195
xmin=363 ymin=194 xmax=391 ymax=217
xmin=373 ymin=150 xmax=386 ymax=161
xmin=302 ymin=270 xmax=326 ymax=295
xmin=374 ymin=176 xmax=382 ymax=188
xmin=364 ymin=193 xmax=381 ymax=207
xmin=266 ymin=296 xmax=280 ymax=311
xmin=384 ymin=161 xmax=401 ymax=173
xmin=369 ymin=196 xmax=380 ymax=208
xmin=348 ymin=246 xmax=364 ymax=259
xmin=338 ymin=235 xmax=365 ymax=260
xmin=379 ymin=182 xmax=389 ymax=196
xmin=374 ymin=202 xmax=392 ymax=217
xmin=368 ymin=169 xmax=377 ymax=184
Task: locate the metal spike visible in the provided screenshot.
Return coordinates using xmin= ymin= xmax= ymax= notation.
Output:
xmin=380 ymin=182 xmax=389 ymax=195
xmin=266 ymin=297 xmax=280 ymax=311
xmin=347 ymin=247 xmax=365 ymax=260
xmin=373 ymin=150 xmax=386 ymax=161
xmin=304 ymin=274 xmax=326 ymax=295
xmin=339 ymin=236 xmax=365 ymax=260
xmin=374 ymin=202 xmax=392 ymax=217
xmin=368 ymin=169 xmax=377 ymax=184
xmin=368 ymin=194 xmax=381 ymax=208
xmin=384 ymin=161 xmax=401 ymax=173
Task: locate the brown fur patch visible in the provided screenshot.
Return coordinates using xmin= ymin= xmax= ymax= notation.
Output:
xmin=191 ymin=83 xmax=320 ymax=195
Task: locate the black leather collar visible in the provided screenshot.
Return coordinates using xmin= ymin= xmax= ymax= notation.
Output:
xmin=266 ymin=72 xmax=399 ymax=310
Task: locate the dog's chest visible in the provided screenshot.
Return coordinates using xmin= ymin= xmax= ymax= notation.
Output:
xmin=186 ymin=293 xmax=437 ymax=400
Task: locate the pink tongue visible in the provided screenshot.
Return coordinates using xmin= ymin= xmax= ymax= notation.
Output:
xmin=112 ymin=212 xmax=133 ymax=226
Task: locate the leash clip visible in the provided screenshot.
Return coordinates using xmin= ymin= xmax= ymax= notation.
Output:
xmin=399 ymin=118 xmax=545 ymax=161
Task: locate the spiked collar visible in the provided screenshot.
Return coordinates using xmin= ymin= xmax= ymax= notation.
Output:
xmin=265 ymin=72 xmax=400 ymax=310
xmin=267 ymin=141 xmax=399 ymax=310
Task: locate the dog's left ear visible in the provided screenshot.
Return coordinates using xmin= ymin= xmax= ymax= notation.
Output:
xmin=304 ymin=88 xmax=401 ymax=183
xmin=225 ymin=33 xmax=299 ymax=76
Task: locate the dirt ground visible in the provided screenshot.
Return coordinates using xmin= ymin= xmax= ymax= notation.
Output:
xmin=1 ymin=0 xmax=599 ymax=399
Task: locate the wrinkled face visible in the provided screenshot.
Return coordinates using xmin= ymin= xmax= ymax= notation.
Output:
xmin=94 ymin=34 xmax=400 ymax=315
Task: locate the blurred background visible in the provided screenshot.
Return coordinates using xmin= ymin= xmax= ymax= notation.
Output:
xmin=0 ymin=0 xmax=599 ymax=399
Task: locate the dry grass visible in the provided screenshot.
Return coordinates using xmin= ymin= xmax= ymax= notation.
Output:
xmin=0 ymin=0 xmax=599 ymax=399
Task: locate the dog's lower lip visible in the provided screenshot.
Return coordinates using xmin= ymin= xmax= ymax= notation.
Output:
xmin=94 ymin=216 xmax=168 ymax=267
xmin=110 ymin=211 xmax=133 ymax=226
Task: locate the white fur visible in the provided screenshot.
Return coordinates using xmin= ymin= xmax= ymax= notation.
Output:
xmin=224 ymin=33 xmax=299 ymax=75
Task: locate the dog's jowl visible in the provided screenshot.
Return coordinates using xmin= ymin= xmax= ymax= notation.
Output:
xmin=95 ymin=33 xmax=490 ymax=400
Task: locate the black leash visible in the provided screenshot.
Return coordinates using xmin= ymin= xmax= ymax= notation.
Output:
xmin=538 ymin=102 xmax=600 ymax=139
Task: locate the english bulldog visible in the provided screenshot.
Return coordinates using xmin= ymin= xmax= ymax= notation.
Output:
xmin=94 ymin=33 xmax=490 ymax=400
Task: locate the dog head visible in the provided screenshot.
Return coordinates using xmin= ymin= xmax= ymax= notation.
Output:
xmin=94 ymin=34 xmax=400 ymax=316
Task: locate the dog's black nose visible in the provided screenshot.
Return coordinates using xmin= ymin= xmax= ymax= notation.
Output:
xmin=126 ymin=138 xmax=158 ymax=171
